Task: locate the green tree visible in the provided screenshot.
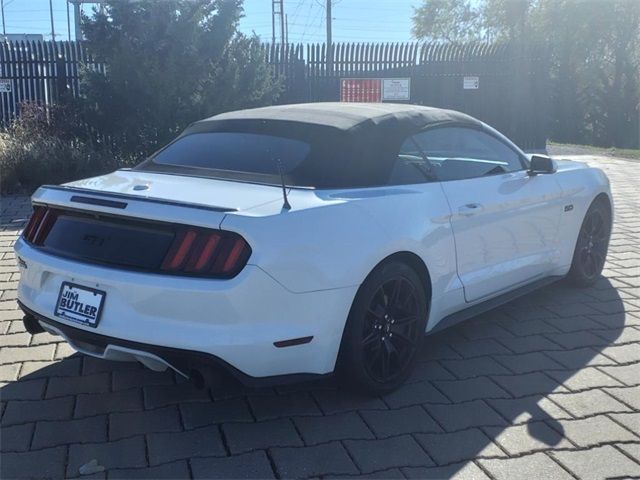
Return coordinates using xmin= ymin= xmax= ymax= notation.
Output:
xmin=482 ymin=0 xmax=533 ymax=41
xmin=80 ymin=0 xmax=282 ymax=155
xmin=532 ymin=0 xmax=640 ymax=147
xmin=411 ymin=0 xmax=640 ymax=148
xmin=411 ymin=0 xmax=534 ymax=42
xmin=412 ymin=0 xmax=483 ymax=42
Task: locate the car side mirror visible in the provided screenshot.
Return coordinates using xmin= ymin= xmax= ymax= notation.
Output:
xmin=528 ymin=155 xmax=557 ymax=175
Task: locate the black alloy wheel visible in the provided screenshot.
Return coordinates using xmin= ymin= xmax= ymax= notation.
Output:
xmin=339 ymin=261 xmax=428 ymax=394
xmin=362 ymin=277 xmax=421 ymax=383
xmin=568 ymin=198 xmax=611 ymax=287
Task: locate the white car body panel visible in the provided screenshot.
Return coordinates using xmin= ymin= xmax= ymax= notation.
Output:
xmin=551 ymin=160 xmax=613 ymax=271
xmin=67 ymin=169 xmax=286 ymax=216
xmin=441 ymin=170 xmax=565 ymax=302
xmin=16 ymin=238 xmax=358 ymax=377
xmin=14 ymin=109 xmax=613 ymax=381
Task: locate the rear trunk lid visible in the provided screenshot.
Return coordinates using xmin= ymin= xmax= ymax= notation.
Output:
xmin=31 ymin=169 xmax=287 ymax=229
xmin=65 ymin=169 xmax=285 ymax=215
xmin=25 ymin=170 xmax=267 ymax=278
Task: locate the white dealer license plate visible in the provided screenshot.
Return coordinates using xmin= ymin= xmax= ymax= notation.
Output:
xmin=54 ymin=282 xmax=106 ymax=328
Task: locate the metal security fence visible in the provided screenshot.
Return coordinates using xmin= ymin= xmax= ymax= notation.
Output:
xmin=266 ymin=42 xmax=550 ymax=150
xmin=0 ymin=41 xmax=103 ymax=125
xmin=1 ymin=40 xmax=549 ymax=150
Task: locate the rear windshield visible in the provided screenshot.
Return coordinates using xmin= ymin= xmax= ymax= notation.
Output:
xmin=136 ymin=119 xmax=406 ymax=188
xmin=152 ymin=132 xmax=311 ymax=176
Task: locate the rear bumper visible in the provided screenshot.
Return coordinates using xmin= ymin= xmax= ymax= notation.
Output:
xmin=15 ymin=239 xmax=358 ymax=379
xmin=20 ymin=302 xmax=326 ymax=387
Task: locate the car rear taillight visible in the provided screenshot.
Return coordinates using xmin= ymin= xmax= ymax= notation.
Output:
xmin=22 ymin=205 xmax=251 ymax=278
xmin=22 ymin=206 xmax=59 ymax=245
xmin=22 ymin=206 xmax=46 ymax=242
xmin=161 ymin=227 xmax=251 ymax=277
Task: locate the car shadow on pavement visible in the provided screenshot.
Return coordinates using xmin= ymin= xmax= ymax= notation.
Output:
xmin=0 ymin=277 xmax=631 ymax=479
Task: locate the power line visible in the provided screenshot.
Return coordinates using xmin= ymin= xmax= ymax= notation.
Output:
xmin=270 ymin=20 xmax=410 ymax=31
xmin=288 ymin=0 xmax=306 ymax=35
xmin=1 ymin=8 xmax=69 ymax=13
xmin=299 ymin=0 xmax=319 ymax=42
xmin=3 ymin=24 xmax=52 ymax=31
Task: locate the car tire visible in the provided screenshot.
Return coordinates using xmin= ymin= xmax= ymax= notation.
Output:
xmin=567 ymin=197 xmax=612 ymax=288
xmin=338 ymin=261 xmax=428 ymax=395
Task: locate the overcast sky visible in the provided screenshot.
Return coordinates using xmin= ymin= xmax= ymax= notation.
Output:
xmin=1 ymin=0 xmax=420 ymax=43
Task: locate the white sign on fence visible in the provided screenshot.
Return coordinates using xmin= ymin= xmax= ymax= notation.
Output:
xmin=382 ymin=78 xmax=411 ymax=101
xmin=463 ymin=76 xmax=479 ymax=90
xmin=0 ymin=79 xmax=11 ymax=93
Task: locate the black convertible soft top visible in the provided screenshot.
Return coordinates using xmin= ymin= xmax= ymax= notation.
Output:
xmin=196 ymin=102 xmax=480 ymax=132
xmin=138 ymin=103 xmax=484 ymax=188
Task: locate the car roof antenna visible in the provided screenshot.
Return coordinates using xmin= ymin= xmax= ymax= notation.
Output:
xmin=276 ymin=159 xmax=292 ymax=211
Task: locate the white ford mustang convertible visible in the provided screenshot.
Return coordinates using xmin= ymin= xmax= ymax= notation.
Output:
xmin=16 ymin=103 xmax=612 ymax=393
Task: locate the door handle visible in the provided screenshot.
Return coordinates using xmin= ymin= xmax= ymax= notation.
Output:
xmin=458 ymin=203 xmax=484 ymax=216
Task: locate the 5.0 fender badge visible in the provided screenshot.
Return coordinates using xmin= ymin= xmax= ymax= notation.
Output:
xmin=564 ymin=204 xmax=574 ymax=212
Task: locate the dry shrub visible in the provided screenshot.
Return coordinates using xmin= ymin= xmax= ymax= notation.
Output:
xmin=1 ymin=103 xmax=136 ymax=194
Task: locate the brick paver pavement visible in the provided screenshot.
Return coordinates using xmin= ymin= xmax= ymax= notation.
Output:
xmin=1 ymin=154 xmax=639 ymax=479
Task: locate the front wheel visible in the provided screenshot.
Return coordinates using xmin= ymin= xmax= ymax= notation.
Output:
xmin=338 ymin=261 xmax=428 ymax=394
xmin=567 ymin=198 xmax=612 ymax=287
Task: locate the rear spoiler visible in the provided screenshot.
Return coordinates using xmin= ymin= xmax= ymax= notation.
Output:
xmin=30 ymin=185 xmax=236 ymax=231
xmin=37 ymin=185 xmax=238 ymax=213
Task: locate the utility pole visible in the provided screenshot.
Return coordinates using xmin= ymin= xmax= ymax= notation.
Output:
xmin=285 ymin=14 xmax=288 ymax=45
xmin=280 ymin=1 xmax=285 ymax=46
xmin=271 ymin=0 xmax=275 ymax=45
xmin=326 ymin=0 xmax=332 ymax=73
xmin=66 ymin=0 xmax=71 ymax=41
xmin=49 ymin=0 xmax=56 ymax=41
xmin=74 ymin=2 xmax=81 ymax=40
xmin=271 ymin=0 xmax=285 ymax=45
xmin=1 ymin=0 xmax=6 ymax=36
xmin=69 ymin=0 xmax=97 ymax=41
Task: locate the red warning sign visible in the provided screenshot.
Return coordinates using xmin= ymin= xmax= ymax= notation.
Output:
xmin=340 ymin=79 xmax=382 ymax=103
